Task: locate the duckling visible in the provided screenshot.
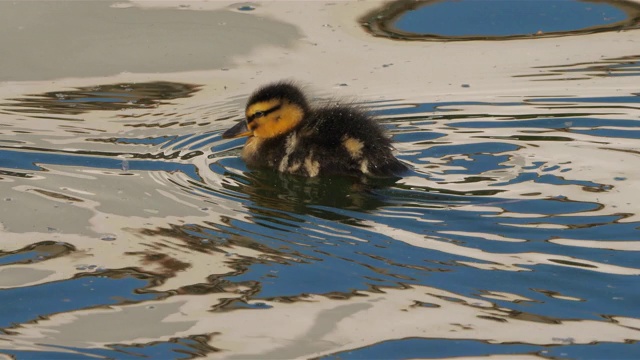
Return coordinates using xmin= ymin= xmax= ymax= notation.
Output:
xmin=222 ymin=82 xmax=407 ymax=178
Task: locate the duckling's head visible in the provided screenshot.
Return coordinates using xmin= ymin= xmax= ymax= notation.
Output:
xmin=223 ymin=82 xmax=310 ymax=140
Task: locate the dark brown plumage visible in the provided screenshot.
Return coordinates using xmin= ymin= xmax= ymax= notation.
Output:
xmin=223 ymin=82 xmax=407 ymax=178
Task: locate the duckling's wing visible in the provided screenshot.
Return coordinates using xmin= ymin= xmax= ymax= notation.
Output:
xmin=303 ymin=106 xmax=388 ymax=145
xmin=300 ymin=106 xmax=407 ymax=177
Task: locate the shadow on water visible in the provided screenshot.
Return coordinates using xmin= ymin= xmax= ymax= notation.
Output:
xmin=2 ymin=81 xmax=201 ymax=116
xmin=222 ymin=166 xmax=396 ymax=214
xmin=516 ymin=54 xmax=640 ymax=80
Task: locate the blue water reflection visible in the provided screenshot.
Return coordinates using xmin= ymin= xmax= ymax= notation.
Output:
xmin=0 ymin=276 xmax=158 ymax=329
xmin=323 ymin=338 xmax=640 ymax=360
xmin=394 ymin=0 xmax=628 ymax=36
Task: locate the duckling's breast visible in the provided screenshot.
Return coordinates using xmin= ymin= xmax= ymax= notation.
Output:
xmin=241 ymin=135 xmax=289 ymax=170
xmin=241 ymin=137 xmax=261 ymax=163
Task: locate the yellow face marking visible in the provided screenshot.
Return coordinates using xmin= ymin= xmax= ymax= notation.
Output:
xmin=342 ymin=136 xmax=364 ymax=159
xmin=245 ymin=100 xmax=304 ymax=139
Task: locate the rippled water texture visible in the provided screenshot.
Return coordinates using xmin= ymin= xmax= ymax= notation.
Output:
xmin=2 ymin=2 xmax=640 ymax=360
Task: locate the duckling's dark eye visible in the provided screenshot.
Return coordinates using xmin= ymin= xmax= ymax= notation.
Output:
xmin=248 ymin=111 xmax=265 ymax=123
xmin=248 ymin=104 xmax=282 ymax=122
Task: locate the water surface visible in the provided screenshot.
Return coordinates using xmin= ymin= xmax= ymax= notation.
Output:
xmin=1 ymin=73 xmax=639 ymax=358
xmin=1 ymin=2 xmax=640 ymax=358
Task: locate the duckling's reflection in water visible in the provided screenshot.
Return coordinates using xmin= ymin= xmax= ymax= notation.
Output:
xmin=223 ymin=168 xmax=401 ymax=220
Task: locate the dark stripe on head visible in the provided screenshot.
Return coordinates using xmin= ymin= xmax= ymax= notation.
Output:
xmin=247 ymin=104 xmax=282 ymax=123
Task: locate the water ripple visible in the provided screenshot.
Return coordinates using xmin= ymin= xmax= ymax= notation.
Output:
xmin=1 ymin=80 xmax=639 ymax=358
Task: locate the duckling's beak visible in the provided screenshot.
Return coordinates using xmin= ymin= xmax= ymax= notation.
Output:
xmin=222 ymin=120 xmax=252 ymax=139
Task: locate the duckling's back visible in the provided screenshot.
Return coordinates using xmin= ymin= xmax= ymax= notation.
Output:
xmin=277 ymin=105 xmax=407 ymax=178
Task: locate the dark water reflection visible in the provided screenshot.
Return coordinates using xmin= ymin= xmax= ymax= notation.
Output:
xmin=1 ymin=80 xmax=640 ymax=358
xmin=517 ymin=54 xmax=640 ymax=79
xmin=3 ymin=82 xmax=201 ymax=115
